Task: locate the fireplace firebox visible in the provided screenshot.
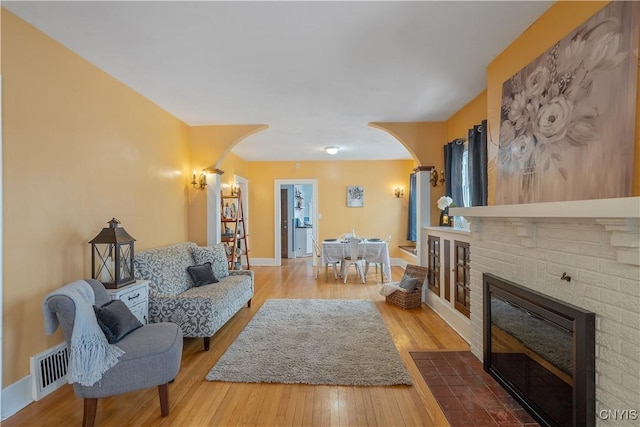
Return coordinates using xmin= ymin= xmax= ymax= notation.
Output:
xmin=483 ymin=273 xmax=595 ymax=427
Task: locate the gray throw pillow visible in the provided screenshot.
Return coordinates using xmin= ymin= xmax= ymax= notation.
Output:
xmin=93 ymin=300 xmax=143 ymax=344
xmin=192 ymin=245 xmax=230 ymax=279
xmin=187 ymin=262 xmax=219 ymax=287
xmin=398 ymin=274 xmax=420 ymax=291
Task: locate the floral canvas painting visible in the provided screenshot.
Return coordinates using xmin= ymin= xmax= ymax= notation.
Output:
xmin=346 ymin=186 xmax=364 ymax=207
xmin=496 ymin=1 xmax=639 ymax=204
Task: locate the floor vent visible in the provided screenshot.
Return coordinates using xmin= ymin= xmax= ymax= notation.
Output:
xmin=30 ymin=342 xmax=69 ymax=400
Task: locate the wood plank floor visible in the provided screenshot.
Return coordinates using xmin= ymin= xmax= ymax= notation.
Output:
xmin=6 ymin=259 xmax=470 ymax=427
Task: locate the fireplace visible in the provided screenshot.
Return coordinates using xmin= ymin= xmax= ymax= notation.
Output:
xmin=483 ymin=273 xmax=595 ymax=427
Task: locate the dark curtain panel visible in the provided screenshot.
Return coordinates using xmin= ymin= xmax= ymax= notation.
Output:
xmin=406 ymin=173 xmax=417 ymax=242
xmin=468 ymin=119 xmax=488 ymax=206
xmin=444 ymin=144 xmax=453 ymax=198
xmin=450 ymin=139 xmax=465 ymax=207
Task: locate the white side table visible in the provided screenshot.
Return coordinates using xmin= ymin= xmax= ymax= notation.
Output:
xmin=105 ymin=280 xmax=149 ymax=324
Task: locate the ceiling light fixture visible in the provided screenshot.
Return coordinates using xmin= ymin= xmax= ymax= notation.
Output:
xmin=324 ymin=146 xmax=339 ymax=155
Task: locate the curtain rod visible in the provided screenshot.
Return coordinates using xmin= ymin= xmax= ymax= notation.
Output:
xmin=451 ymin=122 xmax=484 ymax=145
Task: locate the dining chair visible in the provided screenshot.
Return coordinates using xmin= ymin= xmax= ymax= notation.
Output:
xmin=365 ymin=235 xmax=391 ymax=283
xmin=312 ymin=235 xmax=339 ymax=281
xmin=339 ymin=228 xmax=358 ymax=240
xmin=342 ymin=238 xmax=366 ymax=283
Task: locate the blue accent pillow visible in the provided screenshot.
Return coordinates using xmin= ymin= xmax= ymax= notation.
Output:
xmin=187 ymin=262 xmax=219 ymax=287
xmin=93 ymin=300 xmax=142 ymax=344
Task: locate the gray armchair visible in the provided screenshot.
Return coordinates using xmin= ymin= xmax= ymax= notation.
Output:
xmin=45 ymin=279 xmax=183 ymax=427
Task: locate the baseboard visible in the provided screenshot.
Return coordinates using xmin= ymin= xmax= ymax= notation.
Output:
xmin=250 ymin=258 xmax=275 ymax=266
xmin=390 ymin=258 xmax=407 ymax=268
xmin=424 ymin=292 xmax=472 ymax=344
xmin=2 ymin=375 xmax=33 ymax=420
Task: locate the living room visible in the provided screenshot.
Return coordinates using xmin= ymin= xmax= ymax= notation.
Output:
xmin=2 ymin=1 xmax=640 ymax=426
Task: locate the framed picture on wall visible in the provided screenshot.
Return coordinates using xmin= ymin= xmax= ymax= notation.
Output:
xmin=346 ymin=185 xmax=364 ymax=207
xmin=495 ymin=1 xmax=639 ymax=204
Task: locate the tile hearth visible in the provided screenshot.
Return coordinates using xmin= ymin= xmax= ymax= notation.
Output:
xmin=410 ymin=351 xmax=539 ymax=427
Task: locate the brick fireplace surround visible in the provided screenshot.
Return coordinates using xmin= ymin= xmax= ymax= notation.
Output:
xmin=451 ymin=197 xmax=640 ymax=424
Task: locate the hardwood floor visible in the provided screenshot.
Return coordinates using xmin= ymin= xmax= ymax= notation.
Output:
xmin=6 ymin=259 xmax=469 ymax=427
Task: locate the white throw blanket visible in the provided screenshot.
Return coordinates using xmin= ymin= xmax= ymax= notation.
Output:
xmin=379 ymin=282 xmax=406 ymax=297
xmin=43 ymin=280 xmax=124 ymax=386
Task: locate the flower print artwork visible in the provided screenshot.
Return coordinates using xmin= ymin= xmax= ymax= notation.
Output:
xmin=496 ymin=1 xmax=639 ymax=204
xmin=346 ymin=186 xmax=364 ymax=207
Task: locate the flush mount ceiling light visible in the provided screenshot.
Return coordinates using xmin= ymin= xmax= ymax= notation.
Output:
xmin=324 ymin=146 xmax=340 ymax=155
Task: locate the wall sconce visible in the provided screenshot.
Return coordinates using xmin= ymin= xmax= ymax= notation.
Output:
xmin=192 ymin=170 xmax=207 ymax=190
xmin=394 ymin=187 xmax=404 ymax=198
xmin=230 ymin=184 xmax=240 ymax=196
xmin=430 ymin=169 xmax=445 ymax=187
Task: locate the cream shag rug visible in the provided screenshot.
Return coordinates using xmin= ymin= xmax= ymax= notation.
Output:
xmin=206 ymin=299 xmax=412 ymax=386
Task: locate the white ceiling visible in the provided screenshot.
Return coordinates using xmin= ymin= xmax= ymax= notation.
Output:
xmin=4 ymin=1 xmax=552 ymax=161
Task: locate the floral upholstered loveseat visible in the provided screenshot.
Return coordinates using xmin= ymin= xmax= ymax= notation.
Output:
xmin=133 ymin=242 xmax=253 ymax=351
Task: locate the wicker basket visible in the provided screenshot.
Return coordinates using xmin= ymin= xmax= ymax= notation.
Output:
xmin=385 ymin=264 xmax=429 ymax=309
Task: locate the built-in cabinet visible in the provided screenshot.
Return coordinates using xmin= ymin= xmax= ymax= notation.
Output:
xmin=453 ymin=240 xmax=471 ymax=318
xmin=421 ymin=226 xmax=471 ymax=343
xmin=426 ymin=235 xmax=440 ymax=296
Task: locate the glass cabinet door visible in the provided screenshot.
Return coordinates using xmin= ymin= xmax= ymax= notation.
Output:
xmin=427 ymin=235 xmax=440 ymax=296
xmin=454 ymin=240 xmax=470 ymax=318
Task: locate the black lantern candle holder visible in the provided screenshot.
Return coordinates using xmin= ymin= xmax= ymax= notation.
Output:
xmin=89 ymin=218 xmax=136 ymax=289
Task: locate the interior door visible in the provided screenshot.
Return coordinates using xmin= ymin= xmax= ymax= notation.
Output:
xmin=280 ymin=188 xmax=289 ymax=258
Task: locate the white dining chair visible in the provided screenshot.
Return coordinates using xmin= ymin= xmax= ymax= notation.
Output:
xmin=342 ymin=238 xmax=366 ymax=283
xmin=365 ymin=235 xmax=391 ymax=283
xmin=312 ymin=235 xmax=339 ymax=281
xmin=340 ymin=228 xmax=358 ymax=240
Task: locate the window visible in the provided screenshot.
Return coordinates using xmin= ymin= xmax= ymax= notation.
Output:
xmin=461 ymin=142 xmax=471 ymax=208
xmin=445 ymin=120 xmax=488 ymax=210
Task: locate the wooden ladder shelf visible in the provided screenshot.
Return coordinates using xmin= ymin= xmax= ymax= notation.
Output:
xmin=220 ymin=190 xmax=250 ymax=270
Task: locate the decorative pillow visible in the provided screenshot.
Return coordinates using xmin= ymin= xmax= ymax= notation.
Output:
xmin=93 ymin=300 xmax=143 ymax=344
xmin=192 ymin=245 xmax=229 ymax=279
xmin=187 ymin=262 xmax=219 ymax=287
xmin=398 ymin=274 xmax=420 ymax=292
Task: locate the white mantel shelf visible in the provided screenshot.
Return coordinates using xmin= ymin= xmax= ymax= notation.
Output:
xmin=450 ymin=197 xmax=640 ymax=219
xmin=424 ymin=226 xmax=470 ymax=236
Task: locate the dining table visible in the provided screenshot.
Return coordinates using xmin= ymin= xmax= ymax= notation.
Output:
xmin=320 ymin=238 xmax=391 ymax=282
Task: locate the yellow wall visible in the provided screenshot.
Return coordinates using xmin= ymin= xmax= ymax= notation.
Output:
xmin=247 ymin=160 xmax=416 ymax=260
xmin=219 ymin=151 xmax=250 ymax=194
xmin=370 ymin=122 xmax=447 ymax=224
xmin=2 ymin=10 xmax=191 ymax=385
xmin=446 ymin=91 xmax=487 ymax=142
xmin=5 ymin=0 xmax=639 ymax=391
xmin=187 ymin=125 xmax=266 ymax=243
xmin=444 ymin=91 xmax=489 ymax=206
xmin=487 ymin=0 xmax=639 ymax=202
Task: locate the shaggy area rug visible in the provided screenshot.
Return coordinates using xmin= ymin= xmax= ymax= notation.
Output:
xmin=206 ymin=298 xmax=412 ymax=386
